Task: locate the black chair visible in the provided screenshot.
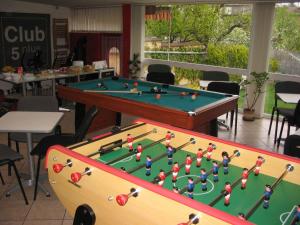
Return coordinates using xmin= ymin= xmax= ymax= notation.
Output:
xmin=31 ymin=106 xmax=98 ymax=200
xmin=207 ymin=82 xmax=240 ymax=135
xmin=284 ymin=134 xmax=300 ymax=158
xmin=146 ymin=64 xmax=175 ymax=85
xmin=202 ymin=71 xmax=229 ymax=81
xmin=8 ymin=96 xmax=60 ymax=153
xmin=0 ymin=144 xmax=28 ymax=204
xmin=277 ymin=100 xmax=300 ymax=147
xmin=268 ymin=81 xmax=300 ymax=144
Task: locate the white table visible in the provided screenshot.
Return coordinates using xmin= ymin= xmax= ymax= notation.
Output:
xmin=0 ymin=111 xmax=64 ymax=191
xmin=277 ymin=93 xmax=300 ymax=104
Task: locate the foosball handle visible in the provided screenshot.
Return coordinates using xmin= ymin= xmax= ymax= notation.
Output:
xmin=178 ymin=213 xmax=199 ymax=225
xmin=73 ymin=204 xmax=95 ymax=225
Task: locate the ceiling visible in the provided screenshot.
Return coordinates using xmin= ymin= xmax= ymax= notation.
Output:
xmin=17 ymin=0 xmax=294 ymax=8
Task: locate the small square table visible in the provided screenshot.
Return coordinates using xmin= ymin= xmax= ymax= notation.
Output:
xmin=276 ymin=93 xmax=300 ymax=104
xmin=0 ymin=111 xmax=64 ymax=190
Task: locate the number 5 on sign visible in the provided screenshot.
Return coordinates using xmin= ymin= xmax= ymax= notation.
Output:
xmin=11 ymin=47 xmax=20 ymax=60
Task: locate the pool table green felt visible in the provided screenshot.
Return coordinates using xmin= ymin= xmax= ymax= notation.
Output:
xmin=69 ymin=77 xmax=228 ymax=112
xmin=96 ymin=139 xmax=300 ymax=225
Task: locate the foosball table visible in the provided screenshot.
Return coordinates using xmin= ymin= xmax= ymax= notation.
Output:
xmin=46 ymin=119 xmax=300 ymax=225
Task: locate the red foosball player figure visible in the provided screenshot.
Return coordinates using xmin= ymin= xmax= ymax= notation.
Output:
xmin=173 ymin=186 xmax=179 ymax=194
xmin=135 ymin=143 xmax=143 ymax=162
xmin=238 ymin=213 xmax=246 ymax=221
xmin=158 ymin=169 xmax=166 ymax=187
xmin=127 ymin=134 xmax=134 ymax=152
xmin=185 ymin=154 xmax=193 ymax=175
xmin=241 ymin=168 xmax=249 ymax=190
xmin=166 ymin=131 xmax=172 ymax=146
xmin=196 ymin=148 xmax=203 ymax=167
xmin=254 ymin=156 xmax=264 ymax=176
xmin=172 ymin=162 xmax=180 ymax=182
xmin=206 ymin=143 xmax=214 ymax=161
xmin=224 ymin=182 xmax=232 ymax=206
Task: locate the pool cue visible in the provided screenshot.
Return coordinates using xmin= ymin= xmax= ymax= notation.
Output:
xmin=208 ymin=164 xmax=257 ymax=207
xmin=87 ymin=129 xmax=156 ymax=158
xmin=106 ymin=136 xmax=170 ymax=165
xmin=244 ymin=164 xmax=294 ymax=220
xmin=127 ymin=138 xmax=194 ymax=174
xmin=179 ymin=150 xmax=240 ymax=194
xmin=84 ymin=90 xmax=140 ymax=94
xmin=152 ymin=140 xmax=203 ymax=184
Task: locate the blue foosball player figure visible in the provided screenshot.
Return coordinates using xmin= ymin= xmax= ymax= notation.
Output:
xmin=187 ymin=177 xmax=195 ymax=199
xmin=222 ymin=152 xmax=230 ymax=175
xmin=199 ymin=168 xmax=208 ymax=191
xmin=263 ymin=184 xmax=273 ymax=209
xmin=167 ymin=146 xmax=174 ymax=165
xmin=145 ymin=155 xmax=152 ymax=176
xmin=212 ymin=161 xmax=219 ymax=182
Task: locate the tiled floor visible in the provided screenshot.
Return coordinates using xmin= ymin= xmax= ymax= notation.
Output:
xmin=0 ymin=110 xmax=295 ymax=225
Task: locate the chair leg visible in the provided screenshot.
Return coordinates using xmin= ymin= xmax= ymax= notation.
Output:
xmin=230 ymin=110 xmax=234 ymax=128
xmin=277 ymin=118 xmax=285 ymax=148
xmin=268 ymin=106 xmax=275 ymax=135
xmin=287 ymin=124 xmax=290 ymax=137
xmin=274 ymin=111 xmax=279 ymax=144
xmin=34 ymin=156 xmax=41 ymax=201
xmin=234 ymin=104 xmax=238 ymax=136
xmin=15 ymin=141 xmax=20 ymax=153
xmin=7 ymin=133 xmax=11 ymax=147
xmin=11 ymin=162 xmax=28 ymax=205
xmin=0 ymin=171 xmax=5 ymax=185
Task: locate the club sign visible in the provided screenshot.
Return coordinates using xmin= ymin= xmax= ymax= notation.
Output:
xmin=0 ymin=12 xmax=51 ymax=68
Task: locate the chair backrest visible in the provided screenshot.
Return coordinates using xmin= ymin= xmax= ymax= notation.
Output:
xmin=202 ymin=71 xmax=229 ymax=81
xmin=207 ymin=82 xmax=240 ymax=95
xmin=17 ymin=96 xmax=58 ymax=112
xmin=275 ymin=81 xmax=300 ymax=94
xmin=74 ymin=106 xmax=98 ymax=142
xmin=148 ymin=64 xmax=171 ymax=73
xmin=294 ymin=100 xmax=300 ymax=127
xmin=146 ymin=72 xmax=175 ymax=85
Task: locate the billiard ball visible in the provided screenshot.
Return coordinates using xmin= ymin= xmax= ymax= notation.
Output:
xmin=155 ymin=94 xmax=161 ymax=99
xmin=191 ymin=94 xmax=197 ymax=100
xmin=123 ymin=83 xmax=129 ymax=89
xmin=133 ymin=81 xmax=138 ymax=87
xmin=97 ymin=82 xmax=103 ymax=88
xmin=180 ymin=92 xmax=187 ymax=96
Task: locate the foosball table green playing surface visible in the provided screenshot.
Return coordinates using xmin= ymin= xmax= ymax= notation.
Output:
xmin=46 ymin=119 xmax=300 ymax=225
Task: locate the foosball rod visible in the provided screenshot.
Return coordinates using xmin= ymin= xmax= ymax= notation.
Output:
xmin=208 ymin=164 xmax=257 ymax=207
xmin=128 ymin=138 xmax=195 ymax=174
xmin=244 ymin=164 xmax=294 ymax=220
xmin=106 ymin=136 xmax=169 ymax=165
xmin=179 ymin=150 xmax=240 ymax=194
xmin=87 ymin=129 xmax=156 ymax=158
xmin=152 ymin=143 xmax=205 ymax=184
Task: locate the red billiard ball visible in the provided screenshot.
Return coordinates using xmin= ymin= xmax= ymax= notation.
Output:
xmin=133 ymin=81 xmax=138 ymax=87
xmin=156 ymin=94 xmax=161 ymax=99
xmin=180 ymin=92 xmax=187 ymax=96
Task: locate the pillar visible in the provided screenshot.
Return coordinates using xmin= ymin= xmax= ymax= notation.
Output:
xmin=247 ymin=2 xmax=275 ymax=117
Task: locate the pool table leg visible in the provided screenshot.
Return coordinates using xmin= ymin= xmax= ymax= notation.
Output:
xmin=210 ymin=119 xmax=218 ymax=137
xmin=116 ymin=112 xmax=122 ymax=127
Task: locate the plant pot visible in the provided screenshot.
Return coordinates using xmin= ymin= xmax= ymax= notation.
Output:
xmin=243 ymin=109 xmax=255 ymax=121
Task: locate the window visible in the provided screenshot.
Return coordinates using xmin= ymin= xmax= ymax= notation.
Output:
xmin=108 ymin=47 xmax=120 ymax=75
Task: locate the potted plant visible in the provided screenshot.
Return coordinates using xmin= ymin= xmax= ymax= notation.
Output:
xmin=241 ymin=71 xmax=269 ymax=121
xmin=128 ymin=53 xmax=141 ymax=79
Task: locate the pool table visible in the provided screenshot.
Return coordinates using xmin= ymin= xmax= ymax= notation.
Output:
xmin=57 ymin=77 xmax=238 ymax=136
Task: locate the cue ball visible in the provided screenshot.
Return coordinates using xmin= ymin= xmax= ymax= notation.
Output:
xmin=97 ymin=83 xmax=102 ymax=88
xmin=156 ymin=94 xmax=161 ymax=99
xmin=191 ymin=94 xmax=197 ymax=100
